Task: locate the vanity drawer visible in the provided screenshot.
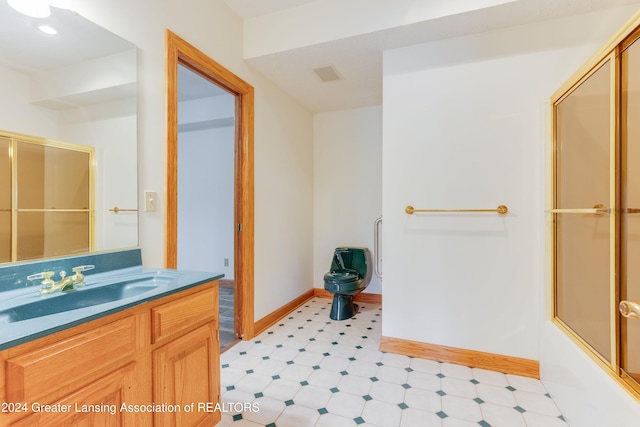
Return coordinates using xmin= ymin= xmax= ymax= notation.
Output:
xmin=5 ymin=316 xmax=137 ymax=403
xmin=151 ymin=285 xmax=216 ymax=343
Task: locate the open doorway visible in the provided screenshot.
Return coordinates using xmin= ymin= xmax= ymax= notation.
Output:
xmin=165 ymin=30 xmax=255 ymax=349
xmin=176 ymin=64 xmax=236 ymax=349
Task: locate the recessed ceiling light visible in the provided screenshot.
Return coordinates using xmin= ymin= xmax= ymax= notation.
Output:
xmin=38 ymin=24 xmax=58 ymax=35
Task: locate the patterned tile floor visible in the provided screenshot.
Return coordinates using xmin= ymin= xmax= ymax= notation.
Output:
xmin=216 ymin=298 xmax=569 ymax=427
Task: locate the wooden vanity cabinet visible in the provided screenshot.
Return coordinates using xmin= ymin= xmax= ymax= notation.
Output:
xmin=151 ymin=286 xmax=220 ymax=427
xmin=0 ymin=281 xmax=220 ymax=427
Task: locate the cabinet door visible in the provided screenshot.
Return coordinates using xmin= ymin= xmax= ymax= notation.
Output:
xmin=8 ymin=363 xmax=147 ymax=427
xmin=6 ymin=317 xmax=137 ymax=404
xmin=153 ymin=323 xmax=220 ymax=427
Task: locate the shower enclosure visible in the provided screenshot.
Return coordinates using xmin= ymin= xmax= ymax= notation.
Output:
xmin=0 ymin=132 xmax=93 ymax=263
xmin=551 ymin=22 xmax=640 ymax=396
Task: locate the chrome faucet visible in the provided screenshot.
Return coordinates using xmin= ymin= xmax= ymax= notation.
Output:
xmin=28 ymin=265 xmax=95 ymax=295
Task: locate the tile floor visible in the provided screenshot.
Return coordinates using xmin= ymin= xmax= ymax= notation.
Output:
xmin=217 ymin=298 xmax=569 ymax=427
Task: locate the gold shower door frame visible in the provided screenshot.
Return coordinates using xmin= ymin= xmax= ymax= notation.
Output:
xmin=551 ymin=17 xmax=640 ymax=398
xmin=619 ymin=28 xmax=640 ymax=391
xmin=1 ymin=131 xmax=95 ymax=263
xmin=551 ymin=51 xmax=620 ymax=376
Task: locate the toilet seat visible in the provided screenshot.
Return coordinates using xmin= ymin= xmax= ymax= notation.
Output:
xmin=323 ymin=270 xmax=362 ymax=294
xmin=323 ymin=269 xmax=359 ymax=284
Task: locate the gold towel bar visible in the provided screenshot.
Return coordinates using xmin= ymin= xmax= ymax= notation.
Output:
xmin=405 ymin=205 xmax=508 ymax=215
xmin=109 ymin=207 xmax=138 ymax=214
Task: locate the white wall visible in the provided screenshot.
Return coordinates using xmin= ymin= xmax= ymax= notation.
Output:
xmin=253 ymin=82 xmax=314 ymax=319
xmin=177 ymin=92 xmax=235 ymax=279
xmin=30 ymin=49 xmax=137 ymax=108
xmin=72 ymin=0 xmax=315 ymax=322
xmin=178 ymin=125 xmax=234 ymax=278
xmin=58 ymin=97 xmax=138 ymax=251
xmin=0 ymin=66 xmax=58 ymax=137
xmin=313 ymin=106 xmax=382 ymax=294
xmin=382 ymin=6 xmax=640 ymax=424
xmin=178 ymin=92 xmax=235 ymax=127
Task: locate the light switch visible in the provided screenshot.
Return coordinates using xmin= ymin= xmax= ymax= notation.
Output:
xmin=144 ymin=191 xmax=157 ymax=212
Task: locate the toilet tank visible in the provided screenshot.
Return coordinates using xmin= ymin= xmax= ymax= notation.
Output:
xmin=330 ymin=247 xmax=372 ymax=284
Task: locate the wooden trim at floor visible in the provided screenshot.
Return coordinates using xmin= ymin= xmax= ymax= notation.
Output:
xmin=313 ymin=288 xmax=382 ymax=304
xmin=253 ymin=289 xmax=316 ymax=337
xmin=379 ymin=336 xmax=540 ymax=379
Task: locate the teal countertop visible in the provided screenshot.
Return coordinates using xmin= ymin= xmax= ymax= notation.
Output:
xmin=0 ymin=248 xmax=223 ymax=351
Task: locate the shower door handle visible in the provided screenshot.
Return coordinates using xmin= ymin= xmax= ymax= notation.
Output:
xmin=620 ymin=301 xmax=640 ymax=319
xmin=548 ymin=204 xmax=611 ymax=215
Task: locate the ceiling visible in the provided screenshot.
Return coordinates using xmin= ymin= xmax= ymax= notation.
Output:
xmin=0 ymin=1 xmax=137 ymax=108
xmin=3 ymin=0 xmax=639 ymax=112
xmin=222 ymin=0 xmax=640 ymax=112
xmin=221 ymin=0 xmax=320 ymax=19
xmin=0 ymin=1 xmax=133 ymax=73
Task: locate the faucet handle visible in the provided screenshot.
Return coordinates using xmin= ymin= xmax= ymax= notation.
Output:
xmin=71 ymin=265 xmax=94 ymax=284
xmin=27 ymin=271 xmax=55 ymax=282
xmin=72 ymin=265 xmax=95 ymax=273
xmin=27 ymin=271 xmax=55 ymax=293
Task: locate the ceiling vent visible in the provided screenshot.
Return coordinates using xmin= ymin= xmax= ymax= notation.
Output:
xmin=313 ymin=65 xmax=341 ymax=83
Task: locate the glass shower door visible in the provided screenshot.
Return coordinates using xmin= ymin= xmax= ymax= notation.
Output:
xmin=553 ymin=18 xmax=640 ymax=399
xmin=553 ymin=57 xmax=614 ymax=363
xmin=620 ymin=34 xmax=640 ymax=389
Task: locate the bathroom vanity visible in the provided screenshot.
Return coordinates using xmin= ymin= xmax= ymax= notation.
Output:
xmin=0 ymin=249 xmax=223 ymax=427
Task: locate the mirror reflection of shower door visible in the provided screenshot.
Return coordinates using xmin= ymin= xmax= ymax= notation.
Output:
xmin=0 ymin=134 xmax=93 ymax=263
xmin=0 ymin=137 xmax=10 ymax=263
xmin=554 ymin=57 xmax=613 ymax=363
xmin=621 ymin=34 xmax=640 ymax=388
xmin=16 ymin=140 xmax=92 ymax=260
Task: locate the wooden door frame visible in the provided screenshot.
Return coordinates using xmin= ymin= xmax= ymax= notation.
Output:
xmin=164 ymin=29 xmax=254 ymax=340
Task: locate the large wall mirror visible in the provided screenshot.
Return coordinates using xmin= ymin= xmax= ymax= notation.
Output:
xmin=0 ymin=2 xmax=138 ymax=263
